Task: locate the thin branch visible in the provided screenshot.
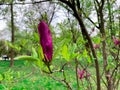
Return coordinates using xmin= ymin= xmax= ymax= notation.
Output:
xmin=48 ymin=4 xmax=56 ymax=25
xmin=115 ymin=47 xmax=120 ymax=61
xmin=82 ymin=10 xmax=99 ymax=29
xmin=75 ymin=59 xmax=79 ymax=89
xmin=94 ymin=0 xmax=100 ymax=25
xmin=46 ymin=62 xmax=72 ymax=90
xmin=101 ymin=77 xmax=108 ymax=87
xmin=95 ymin=0 xmax=100 ymax=7
xmin=101 ymin=0 xmax=105 ymax=8
xmin=59 ymin=0 xmax=74 ymax=11
xmin=76 ymin=0 xmax=80 ymax=10
xmin=62 ymin=70 xmax=72 ymax=90
xmin=49 ymin=74 xmax=72 ymax=90
xmin=42 ymin=62 xmax=68 ymax=74
xmin=0 ymin=0 xmax=51 ymax=5
xmin=49 ymin=75 xmax=64 ymax=84
xmin=111 ymin=63 xmax=120 ymax=78
xmin=115 ymin=78 xmax=120 ymax=90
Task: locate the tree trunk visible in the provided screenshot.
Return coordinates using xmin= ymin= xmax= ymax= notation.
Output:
xmin=59 ymin=1 xmax=101 ymax=90
xmin=77 ymin=15 xmax=101 ymax=90
xmin=99 ymin=1 xmax=112 ymax=90
xmin=10 ymin=3 xmax=14 ymax=67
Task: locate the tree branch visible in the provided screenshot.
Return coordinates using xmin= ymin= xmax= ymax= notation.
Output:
xmin=59 ymin=1 xmax=101 ymax=90
xmin=0 ymin=0 xmax=51 ymax=5
xmin=82 ymin=10 xmax=99 ymax=29
xmin=48 ymin=4 xmax=56 ymax=25
xmin=95 ymin=0 xmax=100 ymax=7
xmin=76 ymin=0 xmax=80 ymax=10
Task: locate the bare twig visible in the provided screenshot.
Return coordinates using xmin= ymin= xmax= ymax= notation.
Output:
xmin=82 ymin=11 xmax=99 ymax=29
xmin=0 ymin=0 xmax=51 ymax=5
xmin=48 ymin=4 xmax=56 ymax=25
xmin=62 ymin=70 xmax=72 ymax=90
xmin=95 ymin=0 xmax=100 ymax=7
xmin=111 ymin=63 xmax=120 ymax=78
xmin=115 ymin=78 xmax=120 ymax=90
xmin=101 ymin=77 xmax=108 ymax=87
xmin=46 ymin=62 xmax=72 ymax=90
xmin=75 ymin=59 xmax=79 ymax=89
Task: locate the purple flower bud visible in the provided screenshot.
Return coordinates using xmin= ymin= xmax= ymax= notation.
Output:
xmin=77 ymin=68 xmax=90 ymax=79
xmin=38 ymin=21 xmax=53 ymax=62
xmin=77 ymin=68 xmax=85 ymax=79
xmin=112 ymin=36 xmax=120 ymax=46
xmin=93 ymin=44 xmax=100 ymax=49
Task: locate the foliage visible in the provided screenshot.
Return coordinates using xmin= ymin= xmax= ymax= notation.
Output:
xmin=0 ymin=60 xmax=66 ymax=90
xmin=0 ymin=40 xmax=7 ymax=56
xmin=0 ymin=0 xmax=120 ymax=90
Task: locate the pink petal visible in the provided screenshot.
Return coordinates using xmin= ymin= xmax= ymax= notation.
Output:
xmin=38 ymin=21 xmax=53 ymax=61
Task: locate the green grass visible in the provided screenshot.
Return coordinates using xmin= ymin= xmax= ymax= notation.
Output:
xmin=0 ymin=59 xmax=99 ymax=90
xmin=0 ymin=59 xmax=92 ymax=90
xmin=0 ymin=60 xmax=70 ymax=90
xmin=0 ymin=59 xmax=112 ymax=90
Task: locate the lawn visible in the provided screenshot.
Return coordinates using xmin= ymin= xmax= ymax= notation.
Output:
xmin=0 ymin=59 xmax=109 ymax=90
xmin=0 ymin=60 xmax=68 ymax=90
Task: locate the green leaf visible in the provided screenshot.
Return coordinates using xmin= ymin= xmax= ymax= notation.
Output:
xmin=38 ymin=45 xmax=44 ymax=60
xmin=71 ymin=53 xmax=78 ymax=60
xmin=83 ymin=49 xmax=88 ymax=57
xmin=21 ymin=39 xmax=27 ymax=46
xmin=32 ymin=47 xmax=38 ymax=58
xmin=15 ymin=55 xmax=44 ymax=69
xmin=34 ymin=59 xmax=44 ymax=69
xmin=106 ymin=64 xmax=111 ymax=71
xmin=50 ymin=65 xmax=54 ymax=70
xmin=87 ymin=56 xmax=91 ymax=63
xmin=34 ymin=32 xmax=39 ymax=42
xmin=62 ymin=45 xmax=70 ymax=61
xmin=86 ymin=1 xmax=92 ymax=7
xmin=5 ymin=41 xmax=21 ymax=51
xmin=53 ymin=39 xmax=67 ymax=59
xmin=0 ymin=74 xmax=3 ymax=81
xmin=15 ymin=56 xmax=39 ymax=62
xmin=69 ymin=44 xmax=78 ymax=60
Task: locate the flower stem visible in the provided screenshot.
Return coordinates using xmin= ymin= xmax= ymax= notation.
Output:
xmin=75 ymin=59 xmax=79 ymax=89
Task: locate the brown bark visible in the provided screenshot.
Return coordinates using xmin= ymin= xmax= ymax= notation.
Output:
xmin=10 ymin=3 xmax=14 ymax=67
xmin=59 ymin=0 xmax=101 ymax=90
xmin=98 ymin=0 xmax=112 ymax=90
xmin=77 ymin=15 xmax=101 ymax=90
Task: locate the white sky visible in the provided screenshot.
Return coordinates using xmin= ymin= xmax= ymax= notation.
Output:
xmin=0 ymin=20 xmax=6 ymax=30
xmin=0 ymin=0 xmax=120 ymax=39
xmin=0 ymin=0 xmax=120 ymax=30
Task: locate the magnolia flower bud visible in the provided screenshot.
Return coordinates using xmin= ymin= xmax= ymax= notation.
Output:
xmin=112 ymin=36 xmax=120 ymax=46
xmin=77 ymin=69 xmax=85 ymax=79
xmin=77 ymin=68 xmax=90 ymax=79
xmin=38 ymin=21 xmax=53 ymax=62
xmin=93 ymin=44 xmax=100 ymax=49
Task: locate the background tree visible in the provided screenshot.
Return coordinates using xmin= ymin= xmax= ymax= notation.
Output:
xmin=0 ymin=0 xmax=119 ymax=90
xmin=57 ymin=0 xmax=120 ymax=90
